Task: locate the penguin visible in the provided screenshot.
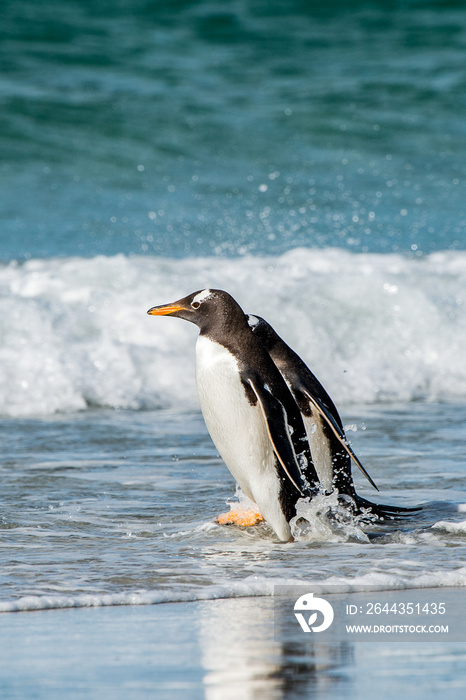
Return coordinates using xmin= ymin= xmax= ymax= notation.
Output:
xmin=247 ymin=314 xmax=420 ymax=520
xmin=147 ymin=289 xmax=321 ymax=541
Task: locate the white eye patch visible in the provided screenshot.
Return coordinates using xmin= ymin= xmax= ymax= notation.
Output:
xmin=192 ymin=289 xmax=212 ymax=305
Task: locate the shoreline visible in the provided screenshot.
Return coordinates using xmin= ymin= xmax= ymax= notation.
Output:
xmin=1 ymin=582 xmax=465 ymax=615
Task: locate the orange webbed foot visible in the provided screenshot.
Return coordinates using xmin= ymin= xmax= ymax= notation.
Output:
xmin=216 ymin=508 xmax=265 ymax=527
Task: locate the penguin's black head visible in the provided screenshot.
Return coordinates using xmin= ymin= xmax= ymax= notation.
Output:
xmin=147 ymin=289 xmax=248 ymax=335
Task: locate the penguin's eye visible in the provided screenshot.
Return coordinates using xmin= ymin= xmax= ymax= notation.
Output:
xmin=191 ymin=301 xmax=200 ymax=309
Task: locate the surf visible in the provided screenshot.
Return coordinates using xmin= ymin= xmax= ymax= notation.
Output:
xmin=1 ymin=248 xmax=465 ymax=416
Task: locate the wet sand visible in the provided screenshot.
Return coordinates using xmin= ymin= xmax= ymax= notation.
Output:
xmin=1 ymin=590 xmax=465 ymax=699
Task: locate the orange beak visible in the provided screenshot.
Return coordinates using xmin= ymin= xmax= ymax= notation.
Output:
xmin=147 ymin=303 xmax=185 ymax=316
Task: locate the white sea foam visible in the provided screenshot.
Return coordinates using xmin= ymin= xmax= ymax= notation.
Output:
xmin=1 ymin=567 xmax=465 ymax=613
xmin=1 ymin=248 xmax=466 ymax=416
xmin=432 ymin=520 xmax=466 ymax=535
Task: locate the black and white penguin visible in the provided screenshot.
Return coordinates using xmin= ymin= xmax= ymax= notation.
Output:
xmin=147 ymin=289 xmax=321 ymax=541
xmin=247 ymin=314 xmax=420 ymax=520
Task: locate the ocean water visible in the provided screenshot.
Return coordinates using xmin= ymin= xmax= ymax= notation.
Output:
xmin=2 ymin=0 xmax=466 ymax=261
xmin=2 ymin=400 xmax=466 ymax=612
xmin=1 ymin=0 xmax=466 ymax=696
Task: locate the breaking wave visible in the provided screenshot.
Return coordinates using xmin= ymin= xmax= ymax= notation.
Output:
xmin=1 ymin=248 xmax=465 ymax=416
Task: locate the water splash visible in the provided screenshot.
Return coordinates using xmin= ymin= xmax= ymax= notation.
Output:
xmin=290 ymin=493 xmax=371 ymax=543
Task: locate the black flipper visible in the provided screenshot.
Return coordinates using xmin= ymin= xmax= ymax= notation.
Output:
xmin=246 ymin=374 xmax=318 ymax=498
xmin=301 ymin=387 xmax=379 ymax=491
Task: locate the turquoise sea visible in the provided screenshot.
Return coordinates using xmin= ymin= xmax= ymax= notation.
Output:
xmin=1 ymin=1 xmax=466 ymax=697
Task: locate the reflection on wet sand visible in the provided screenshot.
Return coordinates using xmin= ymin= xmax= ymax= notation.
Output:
xmin=197 ymin=593 xmax=466 ymax=699
xmin=198 ymin=596 xmax=353 ymax=699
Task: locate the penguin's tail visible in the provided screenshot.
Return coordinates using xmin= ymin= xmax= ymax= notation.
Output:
xmin=347 ymin=494 xmax=423 ymax=521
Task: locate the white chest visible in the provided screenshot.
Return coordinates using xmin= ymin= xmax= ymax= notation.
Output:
xmin=195 ymin=336 xmax=243 ymax=412
xmin=195 ymin=336 xmax=255 ymax=454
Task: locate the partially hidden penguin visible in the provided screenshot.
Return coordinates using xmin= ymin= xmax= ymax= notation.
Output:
xmin=147 ymin=289 xmax=322 ymax=541
xmin=247 ymin=314 xmax=421 ymax=520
